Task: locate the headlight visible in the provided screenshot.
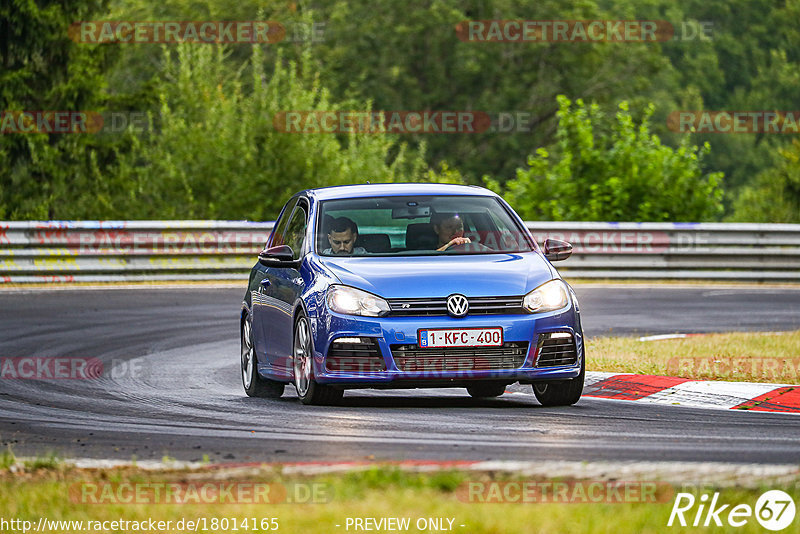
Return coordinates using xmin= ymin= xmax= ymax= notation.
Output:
xmin=523 ymin=280 xmax=570 ymax=313
xmin=326 ymin=285 xmax=390 ymax=317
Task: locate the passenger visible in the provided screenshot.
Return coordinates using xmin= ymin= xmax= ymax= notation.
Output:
xmin=323 ymin=216 xmax=367 ymax=255
xmin=432 ymin=213 xmax=471 ymax=251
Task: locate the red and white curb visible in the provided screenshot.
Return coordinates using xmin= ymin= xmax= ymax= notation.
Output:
xmin=583 ymin=372 xmax=800 ymax=413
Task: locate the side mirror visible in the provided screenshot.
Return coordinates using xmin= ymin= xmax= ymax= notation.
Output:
xmin=258 ymin=245 xmax=300 ymax=268
xmin=543 ymin=238 xmax=572 ymax=262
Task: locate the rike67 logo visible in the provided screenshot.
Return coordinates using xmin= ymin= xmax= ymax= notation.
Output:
xmin=668 ymin=490 xmax=796 ymax=531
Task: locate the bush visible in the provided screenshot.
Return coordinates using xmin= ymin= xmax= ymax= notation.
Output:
xmin=730 ymin=139 xmax=800 ymax=223
xmin=488 ymin=96 xmax=724 ymax=222
xmin=103 ymin=44 xmax=426 ymax=220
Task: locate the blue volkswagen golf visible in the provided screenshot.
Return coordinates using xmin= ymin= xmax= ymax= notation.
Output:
xmin=241 ymin=183 xmax=584 ymax=406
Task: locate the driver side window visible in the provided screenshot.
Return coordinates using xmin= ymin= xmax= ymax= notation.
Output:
xmin=269 ymin=198 xmax=299 ymax=248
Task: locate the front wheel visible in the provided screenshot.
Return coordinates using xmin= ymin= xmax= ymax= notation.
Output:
xmin=293 ymin=314 xmax=343 ymax=406
xmin=241 ymin=314 xmax=285 ymax=398
xmin=532 ymin=357 xmax=584 ymax=407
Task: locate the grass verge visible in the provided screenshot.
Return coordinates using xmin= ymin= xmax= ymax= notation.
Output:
xmin=587 ymin=330 xmax=800 ymax=383
xmin=1 ymin=465 xmax=798 ymax=534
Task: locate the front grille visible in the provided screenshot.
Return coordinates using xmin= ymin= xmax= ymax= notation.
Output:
xmin=391 ymin=342 xmax=528 ymax=372
xmin=326 ymin=338 xmax=386 ymax=373
xmin=535 ymin=332 xmax=578 ymax=367
xmin=387 ymin=296 xmax=525 ymax=316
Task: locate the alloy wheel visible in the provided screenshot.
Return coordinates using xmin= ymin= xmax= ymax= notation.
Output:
xmin=293 ymin=317 xmax=312 ymax=396
xmin=241 ymin=317 xmax=254 ymax=389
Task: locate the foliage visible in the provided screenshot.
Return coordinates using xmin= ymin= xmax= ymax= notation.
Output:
xmin=98 ymin=44 xmax=425 ymax=220
xmin=311 ymin=0 xmax=675 ymax=185
xmin=489 ymin=96 xmax=723 ymax=221
xmin=0 ymin=448 xmax=14 ymax=470
xmin=632 ymin=0 xmax=800 ymax=202
xmin=730 ymin=140 xmax=800 ymax=223
xmin=0 ymin=0 xmax=113 ymax=219
xmin=1 ymin=0 xmax=799 ymax=222
xmin=22 ymin=452 xmax=62 ymax=471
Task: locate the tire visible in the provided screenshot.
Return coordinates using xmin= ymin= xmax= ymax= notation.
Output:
xmin=466 ymin=383 xmax=507 ymax=398
xmin=293 ymin=314 xmax=343 ymax=406
xmin=532 ymin=356 xmax=584 ymax=407
xmin=241 ymin=313 xmax=285 ymax=398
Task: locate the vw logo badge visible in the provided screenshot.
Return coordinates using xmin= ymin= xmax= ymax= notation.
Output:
xmin=446 ymin=294 xmax=469 ymax=318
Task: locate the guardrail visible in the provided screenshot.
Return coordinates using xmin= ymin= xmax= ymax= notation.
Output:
xmin=0 ymin=221 xmax=274 ymax=283
xmin=529 ymin=222 xmax=800 ymax=281
xmin=0 ymin=221 xmax=798 ymax=283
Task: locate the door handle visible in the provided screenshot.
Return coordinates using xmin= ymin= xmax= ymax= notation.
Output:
xmin=260 ymin=279 xmax=271 ymax=287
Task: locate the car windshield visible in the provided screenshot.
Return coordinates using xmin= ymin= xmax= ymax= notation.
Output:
xmin=317 ymin=195 xmax=534 ymax=256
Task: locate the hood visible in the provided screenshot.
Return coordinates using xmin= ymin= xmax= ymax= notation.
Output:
xmin=318 ymin=253 xmax=556 ymax=298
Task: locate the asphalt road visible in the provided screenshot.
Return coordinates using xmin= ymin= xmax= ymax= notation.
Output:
xmin=0 ymin=285 xmax=799 ymax=464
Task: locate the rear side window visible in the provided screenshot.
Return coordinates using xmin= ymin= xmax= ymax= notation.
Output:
xmin=269 ymin=197 xmax=299 ymax=247
xmin=283 ymin=204 xmax=308 ymax=260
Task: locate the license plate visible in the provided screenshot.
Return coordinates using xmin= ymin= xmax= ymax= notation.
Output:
xmin=418 ymin=327 xmax=503 ymax=348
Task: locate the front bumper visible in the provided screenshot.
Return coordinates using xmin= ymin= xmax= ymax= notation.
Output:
xmin=307 ymin=306 xmax=583 ymax=387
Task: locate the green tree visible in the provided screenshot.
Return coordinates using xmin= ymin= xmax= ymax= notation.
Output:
xmin=731 ymin=139 xmax=800 ymax=223
xmin=632 ymin=0 xmax=800 ymax=206
xmin=311 ymin=0 xmax=676 ymax=185
xmin=0 ymin=0 xmax=114 ymax=219
xmin=489 ymin=96 xmax=724 ymax=221
xmin=105 ymin=0 xmax=680 ymax=187
xmin=98 ymin=44 xmax=425 ymax=220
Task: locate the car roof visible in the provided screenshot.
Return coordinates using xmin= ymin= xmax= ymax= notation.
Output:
xmin=303 ymin=183 xmax=498 ymax=201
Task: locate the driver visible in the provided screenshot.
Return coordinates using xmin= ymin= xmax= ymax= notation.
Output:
xmin=432 ymin=213 xmax=471 ymax=251
xmin=323 ymin=217 xmax=367 ymax=255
